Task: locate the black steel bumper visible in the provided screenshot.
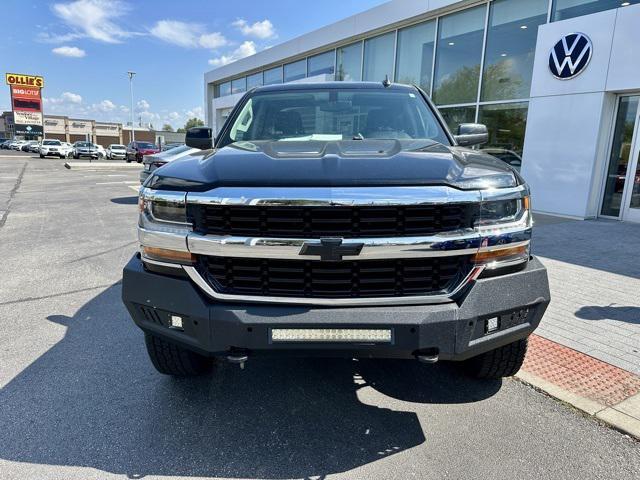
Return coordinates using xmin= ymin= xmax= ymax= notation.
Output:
xmin=122 ymin=255 xmax=550 ymax=361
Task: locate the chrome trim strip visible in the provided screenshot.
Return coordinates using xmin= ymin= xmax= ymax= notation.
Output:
xmin=182 ymin=264 xmax=485 ymax=307
xmin=187 ymin=229 xmax=481 ymax=260
xmin=187 ymin=186 xmax=483 ymax=206
xmin=138 ymin=227 xmax=189 ymax=252
xmin=140 ymin=256 xmax=184 ymax=269
xmin=481 ymin=185 xmax=528 ymax=202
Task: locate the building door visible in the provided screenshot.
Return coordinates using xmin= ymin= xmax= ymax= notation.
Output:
xmin=600 ymin=95 xmax=640 ymax=222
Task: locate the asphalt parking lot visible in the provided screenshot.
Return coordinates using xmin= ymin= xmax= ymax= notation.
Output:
xmin=0 ymin=150 xmax=638 ymax=480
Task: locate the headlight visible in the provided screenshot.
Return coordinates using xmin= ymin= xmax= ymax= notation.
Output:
xmin=476 ymin=197 xmax=528 ymax=226
xmin=139 ymin=190 xmax=188 ymax=224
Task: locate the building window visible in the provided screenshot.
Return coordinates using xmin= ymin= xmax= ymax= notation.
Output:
xmin=433 ymin=5 xmax=486 ymax=105
xmin=438 ymin=105 xmax=477 ymax=133
xmin=363 ymin=32 xmax=395 ymax=82
xmin=336 ymin=42 xmax=362 ymax=81
xmin=481 ymin=0 xmax=548 ymax=102
xmin=216 ymin=81 xmax=231 ymax=98
xmin=552 ymin=0 xmax=639 ymax=22
xmin=247 ymin=72 xmax=263 ymax=89
xmin=284 ymin=60 xmax=306 ymax=82
xmin=307 ymin=51 xmax=335 ymax=77
xmin=478 ymin=102 xmax=528 ymax=164
xmin=264 ymin=66 xmax=283 ymax=85
xmin=395 ymin=20 xmax=436 ymax=95
xmin=231 ymin=77 xmax=246 ymax=95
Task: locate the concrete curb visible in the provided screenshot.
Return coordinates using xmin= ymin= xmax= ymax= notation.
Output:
xmin=516 ymin=370 xmax=640 ymax=440
xmin=64 ymin=162 xmax=142 ymax=170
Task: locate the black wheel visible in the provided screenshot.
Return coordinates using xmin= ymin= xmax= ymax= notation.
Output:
xmin=74 ymin=154 xmax=79 ymax=159
xmin=39 ymin=154 xmax=44 ymax=158
xmin=98 ymin=153 xmax=104 ymax=159
xmin=462 ymin=338 xmax=528 ymax=379
xmin=59 ymin=154 xmax=64 ymax=159
xmin=144 ymin=333 xmax=214 ymax=376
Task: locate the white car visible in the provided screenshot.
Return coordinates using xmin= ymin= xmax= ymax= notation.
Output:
xmin=39 ymin=139 xmax=73 ymax=158
xmin=106 ymin=144 xmax=127 ymax=160
xmin=12 ymin=140 xmax=28 ymax=150
xmin=93 ymin=144 xmax=107 ymax=159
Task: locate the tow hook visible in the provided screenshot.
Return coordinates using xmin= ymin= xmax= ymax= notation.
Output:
xmin=226 ymin=350 xmax=249 ymax=369
xmin=415 ymin=348 xmax=439 ymax=364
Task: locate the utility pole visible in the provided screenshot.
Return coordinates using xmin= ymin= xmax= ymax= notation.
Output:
xmin=127 ymin=71 xmax=136 ymax=143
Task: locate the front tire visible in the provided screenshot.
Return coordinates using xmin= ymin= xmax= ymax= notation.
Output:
xmin=39 ymin=154 xmax=44 ymax=158
xmin=144 ymin=333 xmax=214 ymax=376
xmin=462 ymin=338 xmax=528 ymax=379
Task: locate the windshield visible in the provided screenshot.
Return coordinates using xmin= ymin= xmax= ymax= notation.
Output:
xmin=77 ymin=142 xmax=92 ymax=147
xmin=221 ymin=88 xmax=450 ymax=146
xmin=43 ymin=140 xmax=61 ymax=145
xmin=110 ymin=145 xmax=125 ymax=149
xmin=137 ymin=142 xmax=155 ymax=149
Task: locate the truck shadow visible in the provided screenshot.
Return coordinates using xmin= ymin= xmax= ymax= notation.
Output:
xmin=0 ymin=284 xmax=501 ymax=479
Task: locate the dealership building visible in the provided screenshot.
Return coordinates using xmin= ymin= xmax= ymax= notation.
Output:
xmin=204 ymin=0 xmax=640 ymax=222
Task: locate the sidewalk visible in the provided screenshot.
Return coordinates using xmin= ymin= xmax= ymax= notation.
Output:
xmin=517 ymin=215 xmax=640 ymax=438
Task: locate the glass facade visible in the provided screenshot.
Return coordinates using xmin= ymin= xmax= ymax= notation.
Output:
xmin=308 ymin=51 xmax=335 ymax=77
xmin=481 ymin=0 xmax=548 ymax=101
xmin=247 ymin=72 xmax=263 ymax=89
xmin=478 ymin=102 xmax=529 ymax=156
xmin=438 ymin=106 xmax=477 ymax=133
xmin=433 ymin=5 xmax=486 ymax=105
xmin=336 ymin=42 xmax=362 ymax=81
xmin=284 ymin=60 xmax=306 ymax=82
xmin=552 ymin=0 xmax=640 ymax=21
xmin=363 ymin=32 xmax=395 ymax=82
xmin=264 ymin=66 xmax=283 ymax=85
xmin=217 ymin=81 xmax=231 ymax=98
xmin=231 ymin=77 xmax=246 ymax=95
xmin=395 ymin=20 xmax=436 ymax=93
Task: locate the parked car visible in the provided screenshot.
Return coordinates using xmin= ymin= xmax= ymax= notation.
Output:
xmin=106 ymin=144 xmax=127 ymax=160
xmin=161 ymin=142 xmax=183 ymax=151
xmin=39 ymin=139 xmax=73 ymax=158
xmin=0 ymin=140 xmax=12 ymax=149
xmin=13 ymin=140 xmax=28 ymax=151
xmin=126 ymin=141 xmax=159 ymax=163
xmin=72 ymin=141 xmax=99 ymax=159
xmin=21 ymin=141 xmax=39 ymax=152
xmin=93 ymin=144 xmax=107 ymax=159
xmin=139 ymin=144 xmax=199 ymax=184
xmin=29 ymin=141 xmax=42 ymax=153
xmin=124 ymin=82 xmax=550 ymax=379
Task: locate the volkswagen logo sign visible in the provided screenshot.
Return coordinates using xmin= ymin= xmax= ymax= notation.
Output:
xmin=549 ymin=33 xmax=593 ymax=80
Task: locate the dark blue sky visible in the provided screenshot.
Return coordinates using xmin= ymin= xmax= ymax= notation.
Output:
xmin=1 ymin=0 xmax=386 ymax=128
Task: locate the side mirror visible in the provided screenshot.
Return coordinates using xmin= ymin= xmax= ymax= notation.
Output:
xmin=186 ymin=127 xmax=213 ymax=150
xmin=454 ymin=123 xmax=488 ymax=147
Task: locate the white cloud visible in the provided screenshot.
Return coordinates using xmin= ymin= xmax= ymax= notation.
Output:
xmin=150 ymin=20 xmax=227 ymax=49
xmin=46 ymin=91 xmax=83 ymax=105
xmin=186 ymin=106 xmax=204 ymax=119
xmin=52 ymin=0 xmax=134 ymax=44
xmin=209 ymin=41 xmax=256 ymax=67
xmin=94 ymin=99 xmax=116 ymax=112
xmin=232 ymin=19 xmax=275 ymax=39
xmin=167 ymin=111 xmax=180 ymax=121
xmin=136 ymin=99 xmax=150 ymax=111
xmin=52 ymin=45 xmax=86 ymax=57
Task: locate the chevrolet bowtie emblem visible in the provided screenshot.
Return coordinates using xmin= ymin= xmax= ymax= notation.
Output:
xmin=299 ymin=238 xmax=364 ymax=261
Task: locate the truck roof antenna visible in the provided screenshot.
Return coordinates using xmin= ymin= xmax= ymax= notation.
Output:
xmin=382 ymin=75 xmax=391 ymax=87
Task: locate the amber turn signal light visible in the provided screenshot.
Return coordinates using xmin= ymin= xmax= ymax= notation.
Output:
xmin=142 ymin=246 xmax=195 ymax=264
xmin=473 ymin=244 xmax=528 ymax=263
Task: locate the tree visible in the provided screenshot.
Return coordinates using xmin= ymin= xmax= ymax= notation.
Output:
xmin=162 ymin=123 xmax=174 ymax=132
xmin=184 ymin=117 xmax=204 ymax=130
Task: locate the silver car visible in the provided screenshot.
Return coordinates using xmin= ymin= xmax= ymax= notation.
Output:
xmin=139 ymin=144 xmax=199 ymax=184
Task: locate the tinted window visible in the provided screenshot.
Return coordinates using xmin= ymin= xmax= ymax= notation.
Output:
xmin=433 ymin=6 xmax=486 ymax=105
xmin=481 ymin=0 xmax=548 ymax=101
xmin=264 ymin=66 xmax=283 ymax=85
xmin=222 ymin=88 xmax=449 ymax=146
xmin=395 ymin=20 xmax=436 ymax=94
xmin=284 ymin=60 xmax=306 ymax=82
xmin=307 ymin=51 xmax=335 ymax=77
xmin=552 ymin=0 xmax=639 ymax=21
xmin=363 ymin=32 xmax=395 ymax=82
xmin=336 ymin=42 xmax=362 ymax=81
xmin=478 ymin=102 xmax=528 ymax=156
xmin=136 ymin=142 xmax=155 ymax=148
xmin=43 ymin=140 xmax=61 ymax=145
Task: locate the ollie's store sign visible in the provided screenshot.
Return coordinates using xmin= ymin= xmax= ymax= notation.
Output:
xmin=6 ymin=73 xmax=44 ymax=136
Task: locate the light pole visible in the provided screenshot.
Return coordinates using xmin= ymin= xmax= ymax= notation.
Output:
xmin=127 ymin=71 xmax=136 ymax=143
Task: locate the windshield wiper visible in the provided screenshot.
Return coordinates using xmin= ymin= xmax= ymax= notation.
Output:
xmin=352 ymin=133 xmax=365 ymax=140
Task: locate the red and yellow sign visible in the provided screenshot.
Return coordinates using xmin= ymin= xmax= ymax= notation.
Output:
xmin=5 ymin=73 xmax=44 ymax=88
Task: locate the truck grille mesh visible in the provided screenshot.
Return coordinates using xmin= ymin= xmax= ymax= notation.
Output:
xmin=196 ymin=255 xmax=470 ymax=299
xmin=188 ymin=204 xmax=477 ymax=238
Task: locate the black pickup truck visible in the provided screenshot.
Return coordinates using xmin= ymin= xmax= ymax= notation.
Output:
xmin=122 ymin=82 xmax=549 ymax=379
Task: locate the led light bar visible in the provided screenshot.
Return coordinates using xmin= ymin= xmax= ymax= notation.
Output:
xmin=271 ymin=328 xmax=392 ymax=343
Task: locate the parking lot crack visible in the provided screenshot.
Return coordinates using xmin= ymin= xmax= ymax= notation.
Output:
xmin=0 ymin=162 xmax=27 ymax=228
xmin=0 ymin=282 xmax=121 ymax=306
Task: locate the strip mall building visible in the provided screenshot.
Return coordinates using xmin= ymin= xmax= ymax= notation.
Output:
xmin=204 ymin=0 xmax=640 ymax=222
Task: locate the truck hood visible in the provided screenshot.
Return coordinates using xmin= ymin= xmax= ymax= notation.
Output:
xmin=147 ymin=139 xmax=522 ymax=191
